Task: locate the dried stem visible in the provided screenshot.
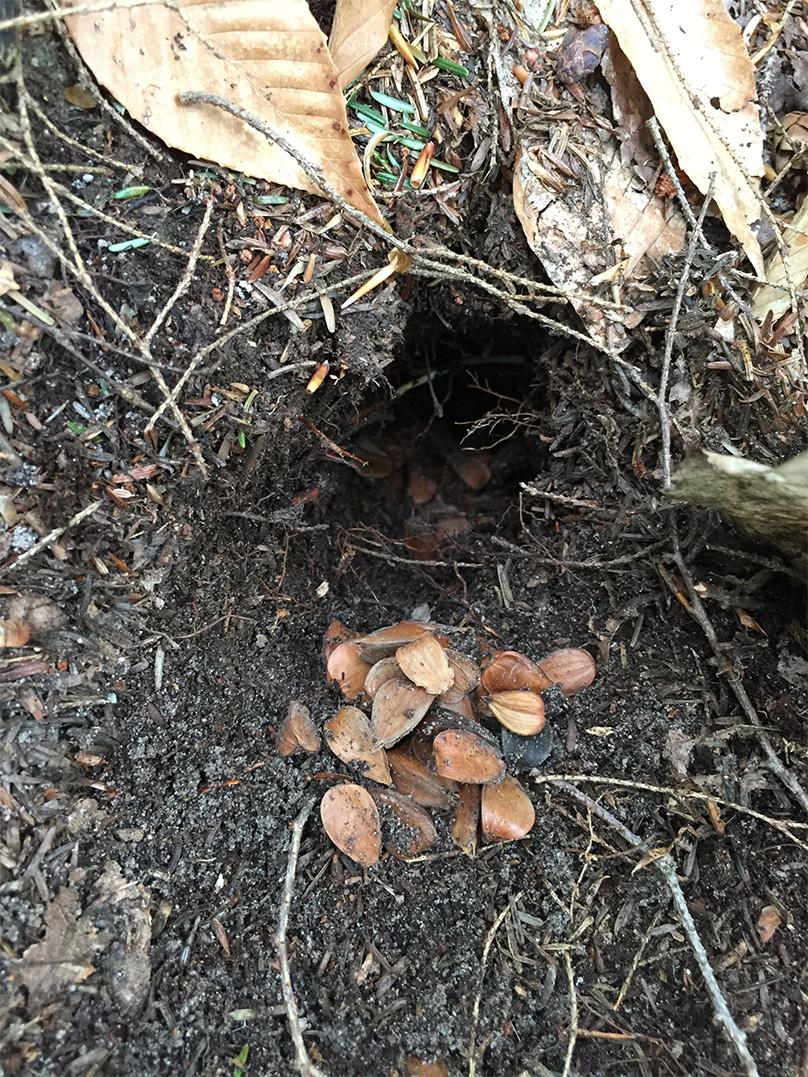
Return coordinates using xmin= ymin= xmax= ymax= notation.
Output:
xmin=551 ymin=780 xmax=761 ymax=1077
xmin=275 ymin=798 xmax=326 ymax=1077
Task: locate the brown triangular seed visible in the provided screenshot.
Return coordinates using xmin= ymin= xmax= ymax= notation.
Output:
xmin=326 ymin=640 xmax=372 ymax=699
xmin=448 ymin=451 xmax=491 ymax=491
xmin=356 ymin=621 xmax=434 ymax=662
xmin=481 ymin=775 xmax=535 ymax=842
xmin=450 ymin=784 xmax=480 ymax=857
xmin=324 ymin=706 xmax=392 ymax=785
xmin=387 ymin=748 xmax=458 ymax=809
xmin=363 ymin=656 xmax=401 ymax=700
xmin=276 ymin=700 xmax=321 ymax=757
xmin=536 ymin=648 xmax=596 ymax=696
xmin=396 ymin=635 xmax=454 ymax=696
xmin=480 ymin=650 xmax=550 ymax=695
xmin=443 ymin=649 xmax=480 ymax=698
xmin=371 ymin=675 xmax=434 ymax=748
xmin=436 ymin=693 xmax=476 ymax=720
xmin=320 ymin=783 xmax=381 ymax=868
xmin=432 ymin=729 xmax=505 ymax=784
xmin=371 ymin=787 xmax=438 ymax=858
xmin=488 ymin=690 xmax=545 ymax=736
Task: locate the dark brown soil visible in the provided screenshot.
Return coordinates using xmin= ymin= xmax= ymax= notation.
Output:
xmin=2 ymin=13 xmax=808 ymax=1077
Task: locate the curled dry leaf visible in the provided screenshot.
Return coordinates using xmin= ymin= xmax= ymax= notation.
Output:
xmin=757 ymin=904 xmax=782 ymax=945
xmin=537 ymin=648 xmax=596 ymax=696
xmin=0 ymin=618 xmax=31 ymax=648
xmin=450 ymin=784 xmax=480 ymax=857
xmin=323 ymin=618 xmax=356 ymax=663
xmin=488 ymin=690 xmax=546 ymax=736
xmin=356 ymin=621 xmax=433 ymax=662
xmin=371 ymin=787 xmax=438 ymax=858
xmin=371 ymin=675 xmax=434 ymax=748
xmin=66 ymin=0 xmax=385 ymax=226
xmin=386 ymin=748 xmax=458 ymax=809
xmin=595 ymin=0 xmax=765 ymax=276
xmin=328 ymin=0 xmax=397 ymax=88
xmin=326 ymin=640 xmax=372 ymax=699
xmin=320 ymin=783 xmax=381 ymax=868
xmin=396 ymin=635 xmax=454 ymax=696
xmin=324 ymin=706 xmax=392 ymax=785
xmin=433 ymin=729 xmax=505 ymax=785
xmin=276 ymin=700 xmax=321 ymax=757
xmin=363 ymin=656 xmax=401 ymax=699
xmin=481 ymin=775 xmax=535 ymax=842
xmin=481 ymin=650 xmax=550 ymax=695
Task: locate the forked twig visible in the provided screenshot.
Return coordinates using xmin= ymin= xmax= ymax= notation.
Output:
xmin=276 ymin=798 xmax=326 ymax=1077
xmin=550 ymin=780 xmax=760 ymax=1077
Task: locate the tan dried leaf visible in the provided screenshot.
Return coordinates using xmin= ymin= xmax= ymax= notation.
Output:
xmin=324 ymin=706 xmax=392 ymax=785
xmin=386 ymin=748 xmax=458 ymax=808
xmin=595 ymin=0 xmax=764 ymax=276
xmin=432 ymin=729 xmax=505 ymax=785
xmin=751 ymin=194 xmax=808 ymax=321
xmin=481 ymin=775 xmax=535 ymax=842
xmin=371 ymin=674 xmax=434 ymax=748
xmin=276 ymin=700 xmax=321 ymax=757
xmin=0 ymin=260 xmax=19 ymax=298
xmin=396 ymin=635 xmax=454 ymax=696
xmin=65 ymin=0 xmax=384 ymax=225
xmin=17 ymin=888 xmax=101 ymax=1006
xmin=93 ymin=862 xmax=151 ymax=1014
xmin=329 ymin=0 xmax=397 ymax=88
xmin=320 ymin=783 xmax=382 ymax=867
xmin=370 ymin=787 xmax=438 ymax=858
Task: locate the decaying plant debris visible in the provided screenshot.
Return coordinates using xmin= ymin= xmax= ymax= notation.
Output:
xmin=1 ymin=0 xmax=807 ymax=1074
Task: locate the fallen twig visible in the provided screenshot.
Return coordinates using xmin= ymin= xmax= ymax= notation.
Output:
xmin=0 ymin=500 xmax=102 ymax=579
xmin=549 ymin=779 xmax=760 ymax=1077
xmin=468 ymin=894 xmax=520 ymax=1077
xmin=560 ymin=950 xmax=578 ymax=1077
xmin=276 ymin=798 xmax=326 ymax=1077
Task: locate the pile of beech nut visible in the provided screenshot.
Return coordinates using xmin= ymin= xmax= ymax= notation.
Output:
xmin=275 ymin=620 xmax=596 ymax=868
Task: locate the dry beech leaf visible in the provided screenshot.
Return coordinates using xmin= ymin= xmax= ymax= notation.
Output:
xmin=751 ymin=194 xmax=808 ymax=321
xmin=65 ymin=0 xmax=385 ymax=225
xmin=481 ymin=775 xmax=535 ymax=842
xmin=756 ymin=904 xmax=782 ymax=944
xmin=432 ymin=729 xmax=505 ymax=785
xmin=595 ymin=0 xmax=765 ymax=276
xmin=371 ymin=675 xmax=434 ymax=748
xmin=320 ymin=783 xmax=381 ymax=867
xmin=0 ymin=618 xmax=31 ymax=648
xmin=387 ymin=748 xmax=458 ymax=809
xmin=371 ymin=787 xmax=438 ymax=858
xmin=396 ymin=635 xmax=454 ymax=696
xmin=276 ymin=700 xmax=321 ymax=757
xmin=451 ymin=783 xmax=480 ymax=856
xmin=357 ymin=620 xmax=433 ymax=662
xmin=363 ymin=656 xmax=401 ymax=699
xmin=329 ymin=0 xmax=397 ymax=88
xmin=481 ymin=650 xmax=549 ymax=695
xmin=488 ymin=690 xmax=546 ymax=736
xmin=326 ymin=640 xmax=372 ymax=699
xmin=536 ymin=648 xmax=596 ymax=696
xmin=324 ymin=706 xmax=392 ymax=785
xmin=17 ymin=888 xmax=101 ymax=1007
